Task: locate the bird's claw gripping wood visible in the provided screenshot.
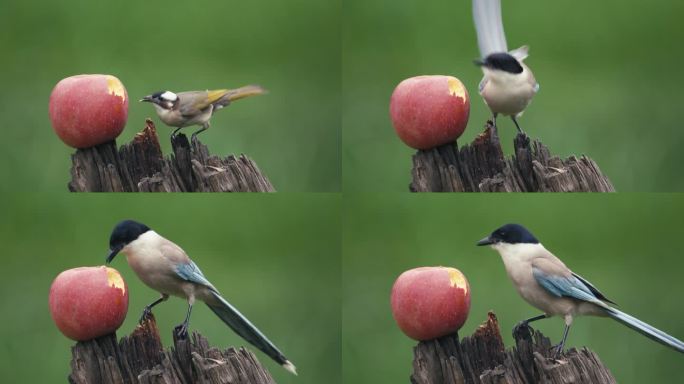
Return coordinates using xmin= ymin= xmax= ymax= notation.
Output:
xmin=550 ymin=343 xmax=564 ymax=359
xmin=174 ymin=323 xmax=189 ymax=339
xmin=512 ymin=321 xmax=535 ymax=340
xmin=139 ymin=307 xmax=154 ymax=324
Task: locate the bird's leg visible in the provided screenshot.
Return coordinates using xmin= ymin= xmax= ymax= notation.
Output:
xmin=511 ymin=116 xmax=525 ymax=134
xmin=513 ymin=313 xmax=548 ymax=339
xmin=171 ymin=126 xmax=184 ymax=138
xmin=552 ymin=324 xmax=571 ymax=358
xmin=174 ymin=301 xmax=194 ymax=338
xmin=491 ymin=112 xmax=498 ymax=131
xmin=191 ymin=122 xmax=210 ymax=141
xmin=551 ymin=315 xmax=573 ymax=359
xmin=139 ymin=294 xmax=169 ymax=323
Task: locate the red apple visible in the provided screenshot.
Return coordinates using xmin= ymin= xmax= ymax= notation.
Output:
xmin=390 ymin=75 xmax=470 ymax=150
xmin=390 ymin=266 xmax=471 ymax=340
xmin=49 ymin=74 xmax=128 ymax=148
xmin=49 ymin=266 xmax=129 ymax=341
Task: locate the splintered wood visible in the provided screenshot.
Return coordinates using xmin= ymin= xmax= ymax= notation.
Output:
xmin=410 ymin=312 xmax=616 ymax=384
xmin=68 ymin=314 xmax=276 ymax=384
xmin=68 ymin=119 xmax=275 ymax=192
xmin=410 ymin=122 xmax=615 ymax=192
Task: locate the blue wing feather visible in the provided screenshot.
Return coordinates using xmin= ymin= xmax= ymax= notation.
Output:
xmin=175 ymin=261 xmax=218 ymax=292
xmin=532 ymin=268 xmax=603 ymax=304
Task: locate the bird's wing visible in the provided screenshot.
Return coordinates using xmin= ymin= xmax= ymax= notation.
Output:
xmin=178 ymin=90 xmax=228 ymax=116
xmin=572 ymin=272 xmax=616 ymax=304
xmin=172 ymin=257 xmax=219 ymax=293
xmin=473 ymin=0 xmax=508 ymax=58
xmin=478 ymin=77 xmax=488 ymax=94
xmin=509 ymin=45 xmax=529 ymax=61
xmin=532 ymin=259 xmax=610 ymax=307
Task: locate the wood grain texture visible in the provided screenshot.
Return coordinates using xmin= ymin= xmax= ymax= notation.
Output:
xmin=410 ymin=122 xmax=614 ymax=192
xmin=411 ymin=312 xmax=616 ymax=384
xmin=68 ymin=314 xmax=276 ymax=384
xmin=68 ymin=119 xmax=275 ymax=192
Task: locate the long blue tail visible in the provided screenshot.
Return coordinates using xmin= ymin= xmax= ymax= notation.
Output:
xmin=206 ymin=291 xmax=297 ymax=375
xmin=605 ymin=307 xmax=684 ymax=353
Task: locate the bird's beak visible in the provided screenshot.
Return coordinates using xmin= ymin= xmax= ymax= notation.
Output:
xmin=476 ymin=236 xmax=495 ymax=246
xmin=106 ymin=246 xmax=122 ymax=264
xmin=473 ymin=59 xmax=486 ymax=67
xmin=140 ymin=95 xmax=153 ymax=103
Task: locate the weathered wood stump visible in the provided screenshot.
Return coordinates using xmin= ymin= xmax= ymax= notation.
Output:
xmin=410 ymin=122 xmax=614 ymax=192
xmin=68 ymin=119 xmax=275 ymax=192
xmin=411 ymin=312 xmax=616 ymax=384
xmin=69 ymin=314 xmax=276 ymax=384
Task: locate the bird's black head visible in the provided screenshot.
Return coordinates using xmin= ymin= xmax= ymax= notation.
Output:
xmin=474 ymin=52 xmax=523 ymax=74
xmin=107 ymin=220 xmax=151 ymax=263
xmin=476 ymin=223 xmax=539 ymax=246
xmin=140 ymin=90 xmax=178 ymax=109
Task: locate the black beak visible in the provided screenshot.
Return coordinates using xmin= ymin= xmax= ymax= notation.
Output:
xmin=473 ymin=58 xmax=486 ymax=67
xmin=106 ymin=246 xmax=122 ymax=264
xmin=476 ymin=236 xmax=495 ymax=246
xmin=140 ymin=95 xmax=153 ymax=103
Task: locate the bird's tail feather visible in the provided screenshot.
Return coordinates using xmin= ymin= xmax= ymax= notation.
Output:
xmin=473 ymin=0 xmax=508 ymax=58
xmin=605 ymin=307 xmax=684 ymax=353
xmin=206 ymin=291 xmax=297 ymax=374
xmin=225 ymin=85 xmax=267 ymax=102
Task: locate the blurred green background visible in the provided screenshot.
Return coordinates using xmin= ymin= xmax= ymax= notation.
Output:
xmin=343 ymin=0 xmax=684 ymax=192
xmin=343 ymin=194 xmax=684 ymax=384
xmin=0 ymin=0 xmax=340 ymax=192
xmin=0 ymin=194 xmax=340 ymax=383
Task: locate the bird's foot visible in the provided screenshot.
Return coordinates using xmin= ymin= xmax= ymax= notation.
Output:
xmin=550 ymin=343 xmax=564 ymax=359
xmin=512 ymin=321 xmax=534 ymax=340
xmin=139 ymin=307 xmax=154 ymax=324
xmin=174 ymin=322 xmax=189 ymax=339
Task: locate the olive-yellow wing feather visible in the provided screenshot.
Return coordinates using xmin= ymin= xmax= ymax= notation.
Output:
xmin=178 ymin=86 xmax=266 ymax=117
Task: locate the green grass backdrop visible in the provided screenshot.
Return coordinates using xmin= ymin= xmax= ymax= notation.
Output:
xmin=0 ymin=194 xmax=340 ymax=383
xmin=343 ymin=0 xmax=684 ymax=191
xmin=343 ymin=194 xmax=684 ymax=384
xmin=0 ymin=0 xmax=340 ymax=192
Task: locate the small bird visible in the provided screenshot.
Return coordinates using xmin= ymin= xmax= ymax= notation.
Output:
xmin=472 ymin=0 xmax=539 ymax=133
xmin=106 ymin=220 xmax=297 ymax=375
xmin=477 ymin=223 xmax=684 ymax=357
xmin=140 ymin=85 xmax=266 ymax=139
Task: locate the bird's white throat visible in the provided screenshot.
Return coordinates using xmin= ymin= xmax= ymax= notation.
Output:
xmin=492 ymin=242 xmax=545 ymax=263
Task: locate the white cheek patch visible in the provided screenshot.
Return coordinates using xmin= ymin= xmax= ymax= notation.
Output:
xmin=160 ymin=91 xmax=178 ymax=101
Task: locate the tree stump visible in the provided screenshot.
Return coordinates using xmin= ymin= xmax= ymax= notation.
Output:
xmin=68 ymin=119 xmax=275 ymax=192
xmin=411 ymin=312 xmax=616 ymax=384
xmin=410 ymin=122 xmax=615 ymax=192
xmin=68 ymin=314 xmax=276 ymax=384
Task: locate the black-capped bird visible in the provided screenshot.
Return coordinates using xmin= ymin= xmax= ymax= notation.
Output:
xmin=477 ymin=223 xmax=684 ymax=357
xmin=473 ymin=0 xmax=539 ymax=133
xmin=106 ymin=220 xmax=297 ymax=375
